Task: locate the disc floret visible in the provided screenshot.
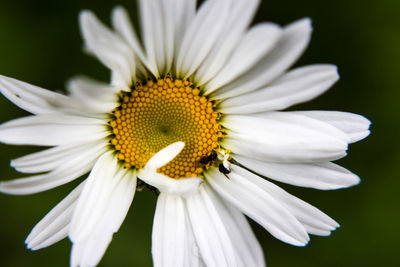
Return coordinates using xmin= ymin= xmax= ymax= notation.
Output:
xmin=108 ymin=77 xmax=224 ymax=179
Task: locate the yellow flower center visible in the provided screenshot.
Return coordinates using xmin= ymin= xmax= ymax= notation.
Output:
xmin=109 ymin=77 xmax=223 ymax=179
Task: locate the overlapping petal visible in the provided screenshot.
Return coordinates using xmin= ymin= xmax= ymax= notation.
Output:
xmin=111 ymin=6 xmax=149 ymax=76
xmin=152 ymin=193 xmax=187 ymax=267
xmin=0 ymin=143 xmax=107 ymax=195
xmin=222 ymin=113 xmax=349 ymax=163
xmin=232 ymin=166 xmax=339 ymax=236
xmin=213 ymin=18 xmax=312 ymax=99
xmin=176 ymin=0 xmax=231 ymax=78
xmin=205 ymin=23 xmax=282 ymax=93
xmin=11 ymin=140 xmax=107 ymax=174
xmin=206 ymin=167 xmax=309 ymax=246
xmin=220 ymin=65 xmax=339 ymax=113
xmin=234 ymin=154 xmax=360 ymax=190
xmin=293 ymin=111 xmax=371 ymax=143
xmin=25 ymin=182 xmax=85 ymax=250
xmin=80 ymin=11 xmax=135 ymax=91
xmin=67 ymin=76 xmax=120 ymax=114
xmin=186 ymin=185 xmax=238 ymax=266
xmin=69 ymin=152 xmax=136 ymax=267
xmin=196 ymin=0 xmax=261 ymax=85
xmin=204 ymin=185 xmax=265 ymax=267
xmin=0 ymin=114 xmax=107 ymax=146
xmin=0 ymin=75 xmax=89 ymax=115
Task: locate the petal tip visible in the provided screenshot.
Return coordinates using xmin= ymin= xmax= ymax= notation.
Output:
xmin=292 ymin=17 xmax=313 ymax=31
xmin=111 ymin=6 xmax=127 ymax=22
xmin=79 ymin=10 xmax=93 ymax=23
xmin=350 ymin=174 xmax=361 ymax=187
xmin=292 ymin=235 xmax=310 ymax=247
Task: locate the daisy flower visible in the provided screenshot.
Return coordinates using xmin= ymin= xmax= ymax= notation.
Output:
xmin=0 ymin=0 xmax=370 ymax=266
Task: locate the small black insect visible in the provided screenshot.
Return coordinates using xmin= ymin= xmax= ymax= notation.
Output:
xmin=199 ymin=151 xmax=217 ymax=164
xmin=219 ymin=163 xmax=231 ymax=179
xmin=218 ymin=163 xmax=231 ymax=174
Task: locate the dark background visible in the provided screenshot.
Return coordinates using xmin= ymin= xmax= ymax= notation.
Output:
xmin=0 ymin=0 xmax=398 ymax=266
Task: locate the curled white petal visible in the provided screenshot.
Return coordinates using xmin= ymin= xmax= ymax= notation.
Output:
xmin=138 ymin=142 xmax=202 ymax=196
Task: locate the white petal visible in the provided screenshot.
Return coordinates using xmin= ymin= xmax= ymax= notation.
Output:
xmin=183 ymin=207 xmax=202 ymax=267
xmin=71 ymin=234 xmax=112 ymax=267
xmin=234 ymin=154 xmax=360 ymax=190
xmin=159 ymin=0 xmax=177 ymax=73
xmin=205 ymin=22 xmax=281 ymax=93
xmin=139 ymin=172 xmax=202 ymax=198
xmin=176 ymin=0 xmax=231 ymax=78
xmin=168 ymin=0 xmax=196 ymax=62
xmin=0 ymin=145 xmax=107 ymax=195
xmin=111 ymin=6 xmax=151 ymax=74
xmin=80 ymin=11 xmax=135 ymax=90
xmin=145 ymin=141 xmax=185 ymax=169
xmin=232 ymin=165 xmax=339 ymax=236
xmin=204 ymin=184 xmax=265 ymax=267
xmin=303 ymin=225 xmax=332 ymax=236
xmin=69 ymin=153 xmax=136 ymax=239
xmin=214 ymin=18 xmax=312 ymax=99
xmin=138 ymin=142 xmax=202 ymax=196
xmin=26 ymin=182 xmax=85 ymax=250
xmin=69 ymin=152 xmax=123 ymax=241
xmin=186 ymin=185 xmax=238 ymax=266
xmin=70 ymin=155 xmax=136 ymax=267
xmin=66 ymin=76 xmax=119 ymax=113
xmin=195 ymin=0 xmax=260 ymax=85
xmin=222 ymin=113 xmax=349 ymax=163
xmin=293 ymin=111 xmax=371 ymax=143
xmin=0 ymin=75 xmax=88 ymax=115
xmin=0 ymin=114 xmax=107 ymax=146
xmin=11 ymin=140 xmax=107 ymax=174
xmin=139 ymin=0 xmax=167 ymax=76
xmin=152 ymin=193 xmax=186 ymax=267
xmin=206 ymin=168 xmax=309 ymax=246
xmin=220 ymin=65 xmax=339 ymax=113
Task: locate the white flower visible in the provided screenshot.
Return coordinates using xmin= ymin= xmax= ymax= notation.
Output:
xmin=0 ymin=0 xmax=370 ymax=267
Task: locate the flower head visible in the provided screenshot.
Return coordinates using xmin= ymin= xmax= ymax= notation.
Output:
xmin=0 ymin=0 xmax=370 ymax=266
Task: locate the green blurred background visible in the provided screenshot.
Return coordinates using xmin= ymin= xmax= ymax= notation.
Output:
xmin=0 ymin=0 xmax=398 ymax=266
